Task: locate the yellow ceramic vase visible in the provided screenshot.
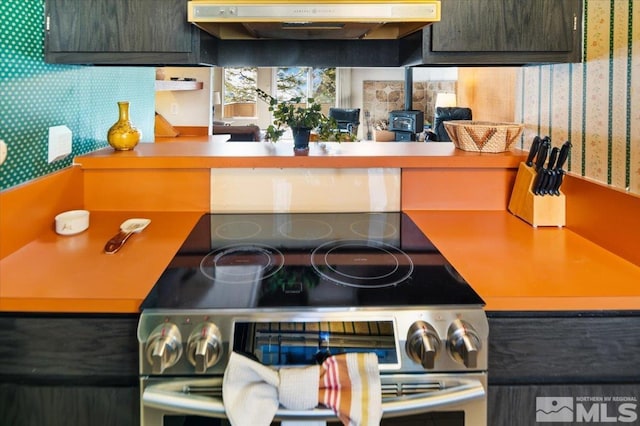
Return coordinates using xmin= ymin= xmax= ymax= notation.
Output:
xmin=107 ymin=101 xmax=141 ymax=151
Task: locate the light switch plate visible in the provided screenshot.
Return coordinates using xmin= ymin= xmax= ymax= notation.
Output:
xmin=48 ymin=125 xmax=72 ymax=163
xmin=0 ymin=140 xmax=7 ymax=165
xmin=0 ymin=139 xmax=7 ymax=164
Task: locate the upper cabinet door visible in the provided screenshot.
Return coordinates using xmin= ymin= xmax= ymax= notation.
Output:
xmin=421 ymin=0 xmax=582 ymax=65
xmin=45 ymin=0 xmax=212 ymax=64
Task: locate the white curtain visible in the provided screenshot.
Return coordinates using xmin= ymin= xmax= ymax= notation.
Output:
xmin=335 ymin=68 xmax=352 ymax=108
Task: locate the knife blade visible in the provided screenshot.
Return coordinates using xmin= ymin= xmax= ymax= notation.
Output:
xmin=532 ymin=137 xmax=550 ymax=195
xmin=551 ymin=141 xmax=571 ymax=195
xmin=526 ymin=136 xmax=541 ymax=167
xmin=542 ymin=146 xmax=559 ymax=195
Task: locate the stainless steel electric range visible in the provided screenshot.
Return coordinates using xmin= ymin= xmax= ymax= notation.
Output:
xmin=138 ymin=212 xmax=488 ymax=426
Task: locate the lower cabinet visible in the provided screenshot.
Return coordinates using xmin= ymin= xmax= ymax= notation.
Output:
xmin=490 ymin=385 xmax=640 ymax=425
xmin=1 ymin=312 xmax=639 ymax=425
xmin=0 ymin=314 xmax=140 ymax=426
xmin=487 ymin=312 xmax=640 ymax=425
xmin=0 ymin=384 xmax=138 ymax=426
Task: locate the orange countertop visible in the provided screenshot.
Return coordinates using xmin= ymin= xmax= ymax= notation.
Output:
xmin=0 ymin=211 xmax=201 ymax=313
xmin=75 ymin=140 xmax=526 ymax=169
xmin=2 ymin=209 xmax=639 ymax=313
xmin=406 ymin=210 xmax=640 ymax=311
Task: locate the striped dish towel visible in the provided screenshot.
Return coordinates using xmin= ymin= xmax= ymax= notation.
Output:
xmin=223 ymin=351 xmax=382 ymax=426
xmin=320 ymin=352 xmax=381 ymax=426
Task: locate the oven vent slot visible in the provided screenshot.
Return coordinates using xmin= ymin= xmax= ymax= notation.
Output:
xmin=183 ymin=384 xmax=223 ymax=398
xmin=381 ymin=382 xmax=442 ymax=397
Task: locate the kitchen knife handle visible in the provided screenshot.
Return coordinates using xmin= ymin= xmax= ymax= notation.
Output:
xmin=534 ymin=173 xmax=549 ymax=196
xmin=547 ymin=147 xmax=559 ymax=170
xmin=532 ymin=138 xmax=550 ymax=195
xmin=532 ymin=168 xmax=546 ymax=195
xmin=526 ymin=136 xmax=541 ymax=167
xmin=552 ymin=141 xmax=571 ymax=195
xmin=552 ymin=170 xmax=565 ymax=196
xmin=542 ymin=147 xmax=560 ymax=195
xmin=535 ymin=138 xmax=550 ymax=171
xmin=555 ymin=141 xmax=571 ymax=171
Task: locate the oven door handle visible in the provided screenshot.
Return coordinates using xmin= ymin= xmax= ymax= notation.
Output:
xmin=142 ymin=376 xmax=485 ymax=420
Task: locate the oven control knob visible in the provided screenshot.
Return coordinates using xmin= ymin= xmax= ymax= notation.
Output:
xmin=145 ymin=323 xmax=183 ymax=374
xmin=187 ymin=322 xmax=223 ymax=374
xmin=406 ymin=321 xmax=441 ymax=370
xmin=447 ymin=319 xmax=481 ymax=368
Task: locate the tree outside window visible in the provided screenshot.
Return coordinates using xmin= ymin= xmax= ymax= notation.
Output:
xmin=221 ymin=67 xmax=335 ymax=119
xmin=312 ymin=68 xmax=336 ymax=104
xmin=275 ymin=67 xmax=307 ymax=101
xmin=223 ymin=67 xmax=257 ymax=118
xmin=276 ymin=67 xmax=335 ymax=105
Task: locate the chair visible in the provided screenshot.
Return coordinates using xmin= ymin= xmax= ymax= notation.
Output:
xmin=433 ymin=107 xmax=473 ymax=142
xmin=329 ymin=108 xmax=360 ymax=135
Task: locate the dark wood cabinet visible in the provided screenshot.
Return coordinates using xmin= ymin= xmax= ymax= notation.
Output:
xmin=419 ymin=0 xmax=583 ymax=65
xmin=0 ymin=314 xmax=140 ymax=426
xmin=44 ymin=0 xmax=216 ymax=65
xmin=488 ymin=313 xmax=640 ymax=384
xmin=43 ymin=0 xmax=582 ymax=67
xmin=487 ymin=312 xmax=640 ymax=425
xmin=0 ymin=384 xmax=139 ymax=426
xmin=2 ymin=311 xmax=637 ymax=425
xmin=490 ymin=384 xmax=640 ymax=425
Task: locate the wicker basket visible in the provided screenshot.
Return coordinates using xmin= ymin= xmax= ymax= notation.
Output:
xmin=444 ymin=121 xmax=524 ymax=153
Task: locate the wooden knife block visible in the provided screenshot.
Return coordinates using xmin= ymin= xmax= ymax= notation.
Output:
xmin=508 ymin=162 xmax=566 ymax=227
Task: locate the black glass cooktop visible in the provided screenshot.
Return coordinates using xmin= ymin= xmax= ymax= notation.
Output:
xmin=140 ymin=212 xmax=484 ymax=310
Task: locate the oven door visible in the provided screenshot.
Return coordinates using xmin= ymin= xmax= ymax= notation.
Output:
xmin=141 ymin=373 xmax=486 ymax=426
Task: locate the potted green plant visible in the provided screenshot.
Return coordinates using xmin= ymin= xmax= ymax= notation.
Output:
xmin=256 ymin=88 xmax=350 ymax=150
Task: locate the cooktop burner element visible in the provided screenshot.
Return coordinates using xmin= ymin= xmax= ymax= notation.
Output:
xmin=199 ymin=243 xmax=285 ymax=283
xmin=278 ymin=218 xmax=333 ymax=240
xmin=310 ymin=240 xmax=413 ymax=288
xmin=140 ymin=212 xmax=484 ymax=310
xmin=349 ymin=217 xmax=398 ymax=239
xmin=214 ymin=220 xmax=262 ymax=240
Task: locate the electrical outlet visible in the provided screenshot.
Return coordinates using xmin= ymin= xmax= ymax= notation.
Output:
xmin=170 ymin=103 xmax=179 ymax=115
xmin=48 ymin=125 xmax=72 ymax=163
xmin=0 ymin=140 xmax=7 ymax=165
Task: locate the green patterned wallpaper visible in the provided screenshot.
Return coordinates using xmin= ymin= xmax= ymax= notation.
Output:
xmin=0 ymin=0 xmax=155 ymax=191
xmin=517 ymin=0 xmax=639 ymax=195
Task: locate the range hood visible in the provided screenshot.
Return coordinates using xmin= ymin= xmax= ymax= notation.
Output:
xmin=188 ymin=0 xmax=440 ymax=40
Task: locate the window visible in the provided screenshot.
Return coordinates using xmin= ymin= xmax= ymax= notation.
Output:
xmin=311 ymin=67 xmax=336 ymax=104
xmin=275 ymin=67 xmax=336 ymax=105
xmin=221 ymin=67 xmax=336 ymax=120
xmin=223 ymin=67 xmax=257 ymax=118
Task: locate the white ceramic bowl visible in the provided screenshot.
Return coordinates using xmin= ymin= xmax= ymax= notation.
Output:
xmin=55 ymin=210 xmax=90 ymax=235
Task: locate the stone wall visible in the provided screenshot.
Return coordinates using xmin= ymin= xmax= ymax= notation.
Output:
xmin=361 ymin=80 xmax=457 ymax=137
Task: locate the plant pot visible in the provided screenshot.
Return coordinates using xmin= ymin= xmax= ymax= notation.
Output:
xmin=292 ymin=126 xmax=311 ymax=152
